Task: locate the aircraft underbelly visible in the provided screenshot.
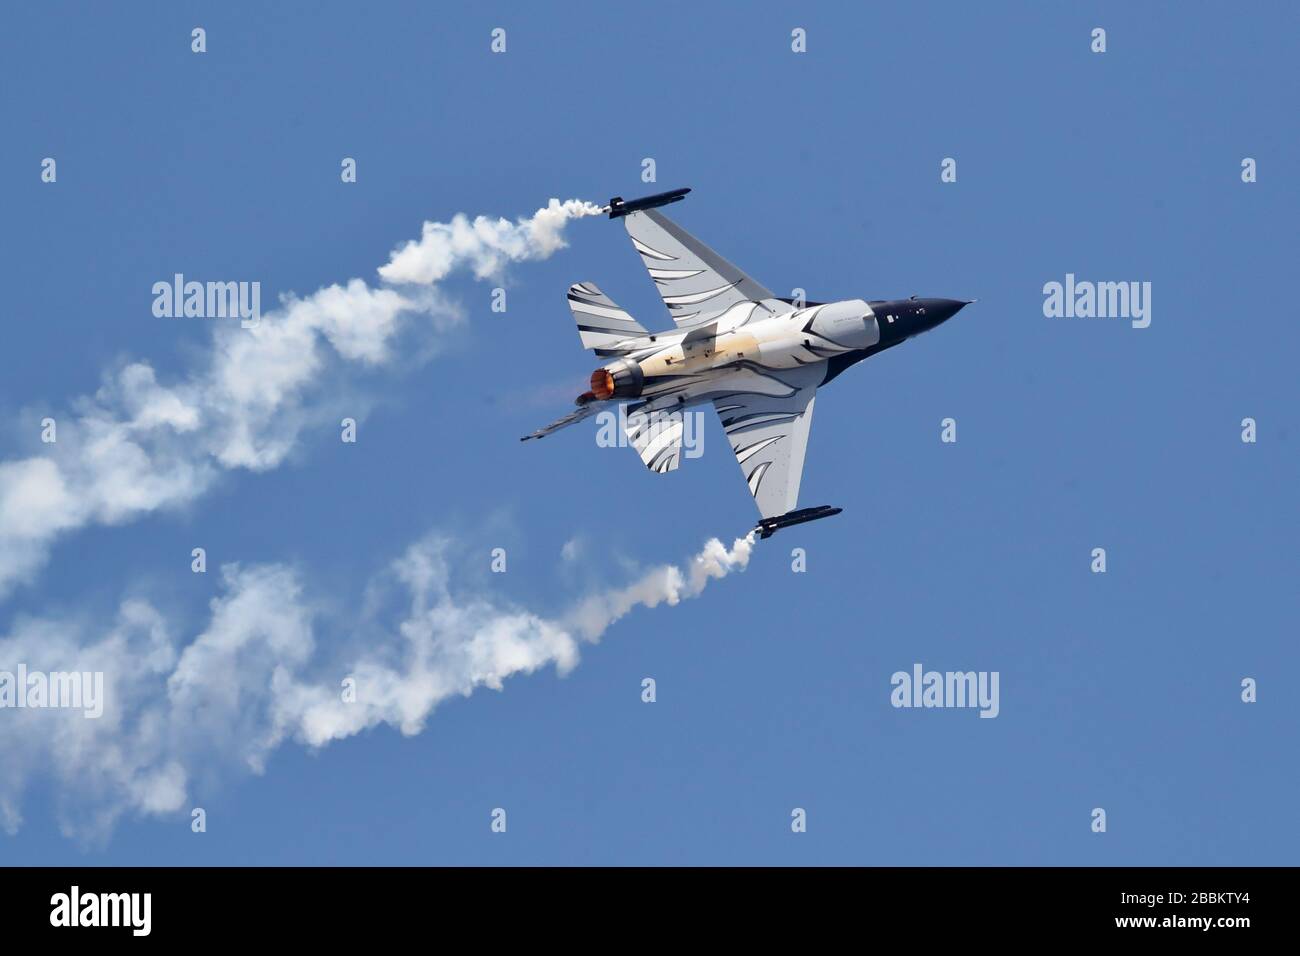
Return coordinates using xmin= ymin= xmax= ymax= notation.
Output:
xmin=611 ymin=300 xmax=881 ymax=413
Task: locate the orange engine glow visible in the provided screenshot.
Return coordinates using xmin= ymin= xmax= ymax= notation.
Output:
xmin=590 ymin=368 xmax=615 ymax=400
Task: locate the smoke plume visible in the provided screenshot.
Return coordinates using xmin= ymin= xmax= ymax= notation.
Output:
xmin=0 ymin=199 xmax=606 ymax=599
xmin=0 ymin=529 xmax=756 ymax=840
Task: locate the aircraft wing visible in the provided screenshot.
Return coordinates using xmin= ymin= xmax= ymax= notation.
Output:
xmin=712 ymin=363 xmax=823 ymax=519
xmin=623 ymin=209 xmax=793 ymax=331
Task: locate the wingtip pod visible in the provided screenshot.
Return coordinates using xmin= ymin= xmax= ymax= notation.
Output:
xmin=608 ymin=187 xmax=692 ymax=219
xmin=753 ymin=505 xmax=843 ymax=540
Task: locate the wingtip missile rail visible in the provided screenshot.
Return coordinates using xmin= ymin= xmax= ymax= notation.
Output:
xmin=606 ymin=187 xmax=691 ymax=219
xmin=754 ymin=505 xmax=844 ymax=540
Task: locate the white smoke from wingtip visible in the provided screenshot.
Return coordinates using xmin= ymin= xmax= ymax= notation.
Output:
xmin=0 ymin=528 xmax=756 ymax=841
xmin=378 ymin=199 xmax=607 ymax=285
xmin=563 ymin=533 xmax=757 ymax=641
xmin=0 ymin=198 xmax=602 ymax=600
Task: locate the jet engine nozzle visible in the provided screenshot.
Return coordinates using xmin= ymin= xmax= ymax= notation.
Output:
xmin=590 ymin=368 xmax=616 ymax=400
xmin=589 ymin=358 xmax=644 ymax=400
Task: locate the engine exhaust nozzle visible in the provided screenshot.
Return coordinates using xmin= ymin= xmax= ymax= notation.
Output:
xmin=587 ymin=359 xmax=644 ymax=401
xmin=590 ymin=368 xmax=616 ymax=400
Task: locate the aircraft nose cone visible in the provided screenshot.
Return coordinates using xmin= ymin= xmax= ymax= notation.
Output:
xmin=876 ymin=297 xmax=974 ymax=343
xmin=922 ymin=298 xmax=971 ymax=325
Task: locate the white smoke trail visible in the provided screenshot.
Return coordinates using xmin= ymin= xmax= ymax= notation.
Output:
xmin=0 ymin=199 xmax=605 ymax=599
xmin=563 ymin=532 xmax=757 ymax=640
xmin=0 ymin=529 xmax=756 ymax=841
xmin=379 ymin=199 xmax=605 ymax=285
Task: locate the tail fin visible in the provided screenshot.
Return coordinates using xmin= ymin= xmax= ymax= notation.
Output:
xmin=567 ymin=282 xmax=647 ymax=353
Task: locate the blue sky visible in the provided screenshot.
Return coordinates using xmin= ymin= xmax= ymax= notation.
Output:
xmin=1 ymin=1 xmax=1296 ymax=864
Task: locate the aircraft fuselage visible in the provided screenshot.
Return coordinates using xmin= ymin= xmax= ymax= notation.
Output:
xmin=580 ymin=296 xmax=969 ymax=414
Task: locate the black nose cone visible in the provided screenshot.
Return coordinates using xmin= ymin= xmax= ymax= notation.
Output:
xmin=872 ymin=297 xmax=973 ymax=345
xmin=919 ymin=298 xmax=971 ymax=326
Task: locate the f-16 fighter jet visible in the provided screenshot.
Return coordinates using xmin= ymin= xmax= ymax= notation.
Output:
xmin=523 ymin=188 xmax=972 ymax=539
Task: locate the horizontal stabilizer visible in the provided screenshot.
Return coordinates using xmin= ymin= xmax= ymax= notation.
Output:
xmin=624 ymin=407 xmax=687 ymax=475
xmin=567 ymin=282 xmax=647 ymax=354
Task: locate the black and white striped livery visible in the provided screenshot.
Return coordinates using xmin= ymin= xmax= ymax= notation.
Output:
xmin=566 ymin=282 xmax=647 ymax=354
xmin=526 ymin=188 xmax=973 ymax=537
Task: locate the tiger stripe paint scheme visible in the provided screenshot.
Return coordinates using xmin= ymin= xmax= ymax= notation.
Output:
xmin=523 ymin=189 xmax=971 ymax=530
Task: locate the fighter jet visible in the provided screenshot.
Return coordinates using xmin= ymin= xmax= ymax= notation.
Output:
xmin=523 ymin=188 xmax=971 ymax=538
